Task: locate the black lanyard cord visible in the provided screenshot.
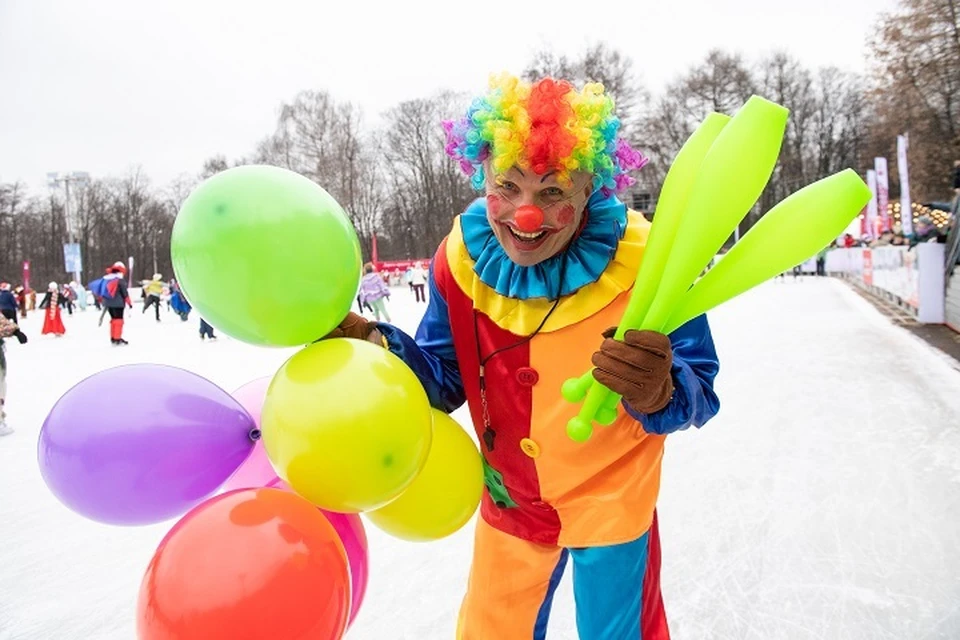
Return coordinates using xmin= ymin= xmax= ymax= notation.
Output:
xmin=474 ymin=250 xmax=569 ymax=368
xmin=473 ymin=250 xmax=570 ymax=452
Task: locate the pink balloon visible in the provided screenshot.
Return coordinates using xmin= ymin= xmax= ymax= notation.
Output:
xmin=222 ymin=377 xmax=372 ymax=627
xmin=231 ymin=376 xmax=272 ymax=424
xmin=265 ymin=481 xmax=370 ymax=627
xmin=222 ymin=378 xmax=276 ymax=492
xmin=322 ymin=510 xmax=369 ymax=626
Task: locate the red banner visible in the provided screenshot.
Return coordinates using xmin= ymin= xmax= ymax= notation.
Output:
xmin=375 ymin=259 xmax=430 ymax=272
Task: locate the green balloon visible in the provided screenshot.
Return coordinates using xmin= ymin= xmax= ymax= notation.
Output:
xmin=663 ymin=170 xmax=872 ymax=334
xmin=171 ymin=165 xmax=362 ymax=346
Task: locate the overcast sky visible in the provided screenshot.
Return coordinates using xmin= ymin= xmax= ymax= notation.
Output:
xmin=1 ymin=0 xmax=899 ymax=190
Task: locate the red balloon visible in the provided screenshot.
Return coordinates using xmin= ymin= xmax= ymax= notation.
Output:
xmin=514 ymin=204 xmax=545 ymax=232
xmin=138 ymin=489 xmax=350 ymax=640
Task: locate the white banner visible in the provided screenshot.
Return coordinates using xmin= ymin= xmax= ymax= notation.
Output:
xmin=897 ymin=135 xmax=913 ymax=236
xmin=63 ymin=243 xmax=82 ymax=274
xmin=875 ymin=157 xmax=890 ymax=233
xmin=870 ymin=245 xmax=918 ymax=307
xmin=825 ymin=245 xmax=945 ymax=323
xmin=866 ymin=170 xmax=878 ymax=239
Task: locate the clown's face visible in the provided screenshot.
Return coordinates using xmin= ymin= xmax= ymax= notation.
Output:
xmin=484 ymin=164 xmax=593 ymax=267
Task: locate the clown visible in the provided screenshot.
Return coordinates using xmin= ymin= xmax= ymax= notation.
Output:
xmin=332 ymin=75 xmax=720 ymax=639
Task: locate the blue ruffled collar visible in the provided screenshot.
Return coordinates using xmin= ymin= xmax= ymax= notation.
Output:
xmin=459 ymin=191 xmax=627 ymax=300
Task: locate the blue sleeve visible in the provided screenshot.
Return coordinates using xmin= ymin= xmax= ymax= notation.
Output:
xmin=375 ymin=265 xmax=465 ymax=413
xmin=623 ymin=314 xmax=720 ymax=435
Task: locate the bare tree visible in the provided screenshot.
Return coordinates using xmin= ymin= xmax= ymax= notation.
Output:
xmin=253 ymin=90 xmax=385 ymax=257
xmin=522 ymin=49 xmax=577 ymax=83
xmin=522 ymin=43 xmax=646 ymax=132
xmin=869 ymin=0 xmax=960 ymax=199
xmin=639 ymin=50 xmax=756 ymax=196
xmin=678 ymin=50 xmax=756 ymax=118
xmin=380 ymin=92 xmax=475 ymax=259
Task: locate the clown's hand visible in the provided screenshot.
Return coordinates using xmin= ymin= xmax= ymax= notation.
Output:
xmin=591 ymin=328 xmax=674 ymax=415
xmin=321 ymin=312 xmax=383 ymax=346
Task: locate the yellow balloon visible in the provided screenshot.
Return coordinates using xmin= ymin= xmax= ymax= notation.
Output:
xmin=261 ymin=339 xmax=433 ymax=512
xmin=366 ymin=409 xmax=483 ymax=542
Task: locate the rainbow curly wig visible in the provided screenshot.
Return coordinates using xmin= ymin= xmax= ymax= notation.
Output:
xmin=442 ymin=74 xmax=648 ymax=194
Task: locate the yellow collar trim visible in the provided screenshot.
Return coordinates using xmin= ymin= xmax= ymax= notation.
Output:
xmin=445 ymin=211 xmax=649 ymax=335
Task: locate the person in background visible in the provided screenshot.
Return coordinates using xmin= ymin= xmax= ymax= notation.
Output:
xmin=0 ymin=283 xmax=17 ymax=322
xmin=358 ymin=263 xmax=392 ymax=322
xmin=356 ymin=267 xmax=375 ymax=314
xmin=356 ymin=294 xmax=373 ymax=314
xmin=102 ymin=262 xmax=132 ymax=345
xmin=14 ymin=286 xmax=27 ymax=319
xmin=0 ymin=313 xmax=28 ymax=436
xmin=410 ymin=261 xmax=427 ymax=303
xmin=70 ymin=281 xmax=87 ymax=312
xmin=39 ymin=282 xmax=66 ymax=337
xmin=169 ymin=278 xmax=191 ymax=321
xmin=60 ymin=283 xmax=75 ymax=316
xmin=912 ymin=216 xmax=940 ymax=245
xmin=143 ymin=274 xmax=164 ymax=322
xmin=199 ymin=318 xmax=217 ymax=341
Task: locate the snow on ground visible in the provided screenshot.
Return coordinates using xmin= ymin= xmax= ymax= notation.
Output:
xmin=1 ymin=278 xmax=959 ymax=639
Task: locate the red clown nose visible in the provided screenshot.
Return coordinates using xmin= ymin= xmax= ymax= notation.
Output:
xmin=514 ymin=205 xmax=545 ymax=232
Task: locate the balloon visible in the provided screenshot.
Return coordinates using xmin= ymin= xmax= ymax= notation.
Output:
xmin=222 ymin=377 xmax=276 ymax=492
xmin=38 ymin=364 xmax=255 ymax=526
xmin=226 ymin=457 xmax=370 ymax=625
xmin=367 ymin=410 xmax=483 ymax=541
xmin=322 ymin=510 xmax=369 ymax=626
xmin=223 ymin=441 xmax=276 ymax=492
xmin=231 ymin=376 xmax=272 ymax=424
xmin=663 ymin=170 xmax=872 ymax=333
xmin=261 ymin=338 xmax=433 ymax=512
xmin=170 ymin=165 xmax=362 ymax=347
xmin=221 ymin=375 xmax=370 ymax=627
xmin=137 ymin=489 xmax=350 ymax=640
xmin=241 ymin=478 xmax=370 ymax=626
xmin=565 ymin=96 xmax=790 ymax=440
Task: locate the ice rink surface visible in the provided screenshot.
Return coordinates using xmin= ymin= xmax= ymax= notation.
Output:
xmin=1 ymin=277 xmax=958 ymax=639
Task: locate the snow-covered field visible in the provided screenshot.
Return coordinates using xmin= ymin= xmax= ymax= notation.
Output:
xmin=1 ymin=278 xmax=959 ymax=639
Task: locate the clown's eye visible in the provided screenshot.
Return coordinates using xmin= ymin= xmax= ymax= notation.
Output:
xmin=541 ymin=187 xmax=564 ymax=199
xmin=496 ymin=180 xmax=520 ymax=193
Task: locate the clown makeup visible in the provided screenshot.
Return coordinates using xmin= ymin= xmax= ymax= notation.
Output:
xmin=484 ymin=163 xmax=593 ymax=267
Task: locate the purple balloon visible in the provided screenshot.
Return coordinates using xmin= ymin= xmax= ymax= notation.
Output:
xmin=38 ymin=364 xmax=256 ymax=526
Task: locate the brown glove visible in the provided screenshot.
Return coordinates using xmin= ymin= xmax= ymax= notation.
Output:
xmin=591 ymin=328 xmax=674 ymax=415
xmin=323 ymin=312 xmax=378 ymax=341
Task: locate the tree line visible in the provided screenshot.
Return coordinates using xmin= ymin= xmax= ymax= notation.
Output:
xmin=2 ymin=0 xmax=956 ymax=287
